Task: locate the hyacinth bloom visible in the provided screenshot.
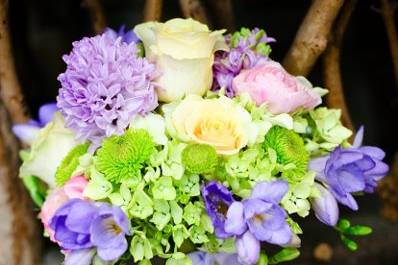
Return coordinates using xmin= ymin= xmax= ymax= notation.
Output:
xmin=223 ymin=180 xmax=292 ymax=265
xmin=57 ymin=32 xmax=158 ymax=148
xmin=202 ymin=181 xmax=235 ymax=238
xmin=12 ymin=103 xmax=57 ymax=145
xmin=310 ymin=127 xmax=389 ymax=210
xmin=50 ymin=199 xmax=130 ymax=264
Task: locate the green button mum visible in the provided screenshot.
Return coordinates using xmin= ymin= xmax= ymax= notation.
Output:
xmin=181 ymin=144 xmax=218 ymax=175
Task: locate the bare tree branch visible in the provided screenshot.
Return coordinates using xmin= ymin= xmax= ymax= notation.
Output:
xmin=179 ymin=0 xmax=209 ymax=25
xmin=0 ymin=0 xmax=28 ymax=124
xmin=206 ymin=0 xmax=235 ymax=31
xmin=283 ymin=0 xmax=344 ymax=76
xmin=323 ymin=0 xmax=357 ymax=131
xmin=380 ymin=0 xmax=398 ymax=87
xmin=144 ymin=0 xmax=163 ymax=21
xmin=82 ymin=0 xmax=107 ymax=34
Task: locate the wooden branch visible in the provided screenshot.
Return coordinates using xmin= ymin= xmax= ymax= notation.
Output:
xmin=144 ymin=0 xmax=163 ymax=21
xmin=380 ymin=0 xmax=398 ymax=87
xmin=0 ymin=0 xmax=28 ymax=124
xmin=179 ymin=0 xmax=210 ymax=25
xmin=206 ymin=0 xmax=235 ymax=31
xmin=283 ymin=0 xmax=344 ymax=76
xmin=0 ymin=101 xmax=41 ymax=265
xmin=323 ymin=0 xmax=357 ymax=131
xmin=82 ymin=0 xmax=106 ymax=34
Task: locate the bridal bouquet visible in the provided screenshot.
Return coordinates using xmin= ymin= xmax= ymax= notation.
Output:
xmin=14 ymin=18 xmax=389 ymax=265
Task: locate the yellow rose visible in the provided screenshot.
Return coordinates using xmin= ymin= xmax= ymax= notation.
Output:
xmin=170 ymin=95 xmax=256 ymax=155
xmin=134 ymin=18 xmax=227 ymax=102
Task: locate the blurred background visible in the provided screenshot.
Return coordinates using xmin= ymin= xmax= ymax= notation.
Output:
xmin=2 ymin=0 xmax=398 ymax=264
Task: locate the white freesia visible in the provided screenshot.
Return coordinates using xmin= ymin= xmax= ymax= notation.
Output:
xmin=19 ymin=113 xmax=79 ymax=188
xmin=134 ymin=18 xmax=227 ymax=102
xmin=130 ymin=113 xmax=168 ymax=145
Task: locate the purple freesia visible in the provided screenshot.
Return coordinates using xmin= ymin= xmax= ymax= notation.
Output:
xmin=104 ymin=25 xmax=140 ymax=44
xmin=310 ymin=183 xmax=339 ymax=226
xmin=12 ymin=103 xmax=57 ymax=144
xmin=57 ymin=32 xmax=157 ymax=149
xmin=202 ymin=181 xmax=235 ymax=238
xmin=188 ymin=251 xmax=240 ymax=265
xmin=50 ymin=199 xmax=130 ymax=263
xmin=309 ymin=127 xmax=389 ymax=211
xmin=222 ymin=180 xmax=292 ymax=265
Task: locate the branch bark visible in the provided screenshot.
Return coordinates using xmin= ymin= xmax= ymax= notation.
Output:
xmin=380 ymin=0 xmax=398 ymax=87
xmin=323 ymin=0 xmax=357 ymax=131
xmin=144 ymin=0 xmax=163 ymax=21
xmin=179 ymin=0 xmax=209 ymax=25
xmin=206 ymin=0 xmax=235 ymax=31
xmin=283 ymin=0 xmax=344 ymax=76
xmin=0 ymin=0 xmax=28 ymax=124
xmin=82 ymin=0 xmax=107 ymax=34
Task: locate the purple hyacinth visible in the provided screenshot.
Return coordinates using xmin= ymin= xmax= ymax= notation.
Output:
xmin=57 ymin=32 xmax=158 ymax=148
xmin=309 ymin=127 xmax=389 ymax=211
xmin=201 ymin=181 xmax=235 ymax=238
xmin=12 ymin=103 xmax=58 ymax=144
xmin=212 ymin=28 xmax=275 ymax=97
xmin=50 ymin=199 xmax=130 ymax=264
xmin=103 ymin=25 xmax=140 ymax=44
xmin=223 ymin=180 xmax=292 ymax=265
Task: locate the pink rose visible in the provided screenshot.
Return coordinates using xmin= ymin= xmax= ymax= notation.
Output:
xmin=39 ymin=176 xmax=88 ymax=241
xmin=232 ymin=61 xmax=321 ymax=114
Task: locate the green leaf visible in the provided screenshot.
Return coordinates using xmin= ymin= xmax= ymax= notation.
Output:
xmin=138 ymin=260 xmax=152 ymax=265
xmin=345 ymin=225 xmax=372 ymax=236
xmin=200 ymin=214 xmax=214 ymax=233
xmin=84 ymin=168 xmax=113 ymax=200
xmin=151 ymin=200 xmax=171 ymax=230
xmin=341 ymin=235 xmax=358 ymax=251
xmin=256 ymin=253 xmax=269 ymax=265
xmin=130 ymin=233 xmax=153 ymax=262
xmin=128 ymin=186 xmax=153 ymax=219
xmin=166 ymin=253 xmax=192 ymax=265
xmin=172 ymin=224 xmax=189 ymax=248
xmin=337 ymin=219 xmax=351 ymax=231
xmin=183 ymin=202 xmax=202 ymax=226
xmin=152 ymin=176 xmax=176 ymax=200
xmin=22 ymin=175 xmax=47 ymax=207
xmin=269 ymin=248 xmax=300 ymax=264
xmin=170 ymin=200 xmax=183 ymax=224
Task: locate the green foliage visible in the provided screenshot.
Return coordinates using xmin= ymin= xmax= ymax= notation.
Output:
xmin=263 ymin=126 xmax=309 ymax=181
xmin=96 ymin=129 xmax=155 ymax=183
xmin=335 ymin=218 xmax=373 ymax=251
xmin=230 ymin=27 xmax=273 ymax=57
xmin=22 ymin=175 xmax=47 ymax=207
xmin=55 ymin=143 xmax=89 ymax=186
xmin=181 ymin=144 xmax=218 ymax=175
xmin=269 ymin=248 xmax=300 ymax=264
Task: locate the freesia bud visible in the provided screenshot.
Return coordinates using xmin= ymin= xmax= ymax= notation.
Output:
xmin=311 ymin=183 xmax=339 ymax=226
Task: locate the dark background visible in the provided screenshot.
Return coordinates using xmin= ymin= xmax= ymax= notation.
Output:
xmin=7 ymin=0 xmax=398 ymax=264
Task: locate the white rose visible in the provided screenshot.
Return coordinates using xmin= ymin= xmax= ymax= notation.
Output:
xmin=134 ymin=18 xmax=227 ymax=102
xmin=19 ymin=113 xmax=79 ymax=188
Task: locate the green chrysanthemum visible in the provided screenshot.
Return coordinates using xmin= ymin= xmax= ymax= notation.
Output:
xmin=96 ymin=129 xmax=155 ymax=183
xmin=263 ymin=126 xmax=309 ymax=181
xmin=182 ymin=144 xmax=218 ymax=175
xmin=55 ymin=143 xmax=89 ymax=186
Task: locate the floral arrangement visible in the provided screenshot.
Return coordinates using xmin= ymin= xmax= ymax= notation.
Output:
xmin=14 ymin=18 xmax=389 ymax=265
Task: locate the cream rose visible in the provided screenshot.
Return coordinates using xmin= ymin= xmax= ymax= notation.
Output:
xmin=170 ymin=95 xmax=256 ymax=155
xmin=134 ymin=18 xmax=227 ymax=102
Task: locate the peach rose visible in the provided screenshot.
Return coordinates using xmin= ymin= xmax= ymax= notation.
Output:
xmin=39 ymin=176 xmax=88 ymax=241
xmin=170 ymin=95 xmax=256 ymax=155
xmin=232 ymin=61 xmax=321 ymax=114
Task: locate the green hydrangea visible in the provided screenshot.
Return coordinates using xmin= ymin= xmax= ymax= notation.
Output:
xmin=96 ymin=129 xmax=155 ymax=183
xmin=55 ymin=143 xmax=89 ymax=186
xmin=263 ymin=126 xmax=309 ymax=181
xmin=182 ymin=144 xmax=218 ymax=175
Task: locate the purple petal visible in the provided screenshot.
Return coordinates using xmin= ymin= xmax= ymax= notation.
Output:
xmin=267 ymin=223 xmax=292 ymax=245
xmin=90 ymin=216 xmax=126 ymax=248
xmin=364 ymin=160 xmax=389 ymax=177
xmin=188 ymin=252 xmax=216 ymax=265
xmin=359 ymin=146 xmax=385 ymax=160
xmin=309 ymin=156 xmax=329 ymax=174
xmin=331 ymin=190 xmax=358 ymax=211
xmin=65 ymin=202 xmax=99 ymax=233
xmin=225 ymin=202 xmax=247 ymax=236
xmin=96 ymin=237 xmax=128 ymax=261
xmin=352 ymin=126 xmax=364 ymax=148
xmin=39 ymin=103 xmax=58 ymax=125
xmin=213 ymin=253 xmax=240 ymax=265
xmin=12 ymin=124 xmax=40 ymax=144
xmin=337 ymin=169 xmax=366 ymax=193
xmin=311 ymin=183 xmax=339 ymax=226
xmin=236 ymin=231 xmax=260 ymax=265
xmin=243 ymin=199 xmax=273 ymax=220
xmin=64 ymin=249 xmax=95 ymax=265
xmin=251 ymin=180 xmax=289 ymax=203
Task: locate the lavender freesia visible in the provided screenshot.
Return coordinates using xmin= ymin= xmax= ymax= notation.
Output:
xmin=188 ymin=251 xmax=240 ymax=265
xmin=50 ymin=199 xmax=130 ymax=264
xmin=12 ymin=103 xmax=57 ymax=145
xmin=202 ymin=181 xmax=235 ymax=238
xmin=104 ymin=25 xmax=140 ymax=44
xmin=310 ymin=183 xmax=339 ymax=226
xmin=57 ymin=32 xmax=157 ymax=148
xmin=310 ymin=127 xmax=389 ymax=210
